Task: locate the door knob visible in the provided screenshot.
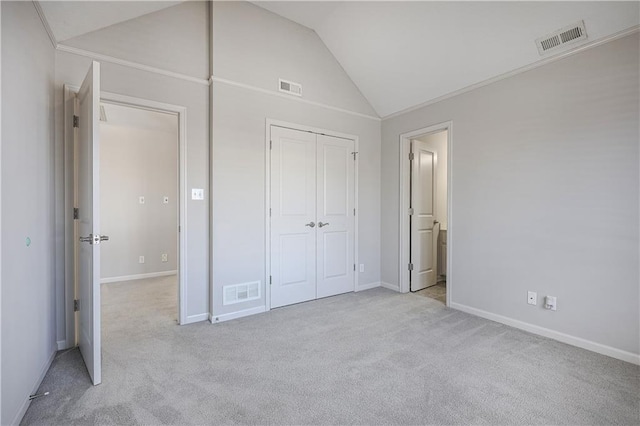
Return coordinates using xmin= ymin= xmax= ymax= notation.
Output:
xmin=318 ymin=222 xmax=329 ymax=228
xmin=79 ymin=234 xmax=109 ymax=245
xmin=305 ymin=222 xmax=316 ymax=228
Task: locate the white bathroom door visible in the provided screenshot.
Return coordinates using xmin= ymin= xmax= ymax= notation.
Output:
xmin=77 ymin=61 xmax=102 ymax=385
xmin=410 ymin=140 xmax=438 ymax=292
xmin=270 ymin=126 xmax=318 ymax=308
xmin=316 ymin=135 xmax=355 ymax=298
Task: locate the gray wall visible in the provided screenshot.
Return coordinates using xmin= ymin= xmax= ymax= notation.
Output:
xmin=54 ymin=1 xmax=210 ymax=340
xmin=381 ymin=34 xmax=639 ymax=355
xmin=1 ymin=2 xmax=56 ymax=424
xmin=212 ymin=2 xmax=381 ymax=317
xmin=100 ymin=110 xmax=178 ymax=280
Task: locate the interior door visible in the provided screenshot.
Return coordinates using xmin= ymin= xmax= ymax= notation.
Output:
xmin=316 ymin=135 xmax=355 ymax=298
xmin=410 ymin=139 xmax=439 ymax=292
xmin=77 ymin=61 xmax=102 ymax=385
xmin=270 ymin=126 xmax=317 ymax=308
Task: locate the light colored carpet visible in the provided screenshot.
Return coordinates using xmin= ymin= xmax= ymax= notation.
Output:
xmin=21 ymin=277 xmax=639 ymax=425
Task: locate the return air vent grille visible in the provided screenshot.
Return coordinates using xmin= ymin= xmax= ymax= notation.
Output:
xmin=279 ymin=79 xmax=302 ymax=97
xmin=223 ymin=281 xmax=260 ymax=305
xmin=536 ymin=20 xmax=587 ymax=55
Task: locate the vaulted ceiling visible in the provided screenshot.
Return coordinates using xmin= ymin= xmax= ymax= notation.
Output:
xmin=255 ymin=1 xmax=640 ymax=117
xmin=39 ymin=1 xmax=639 ymax=118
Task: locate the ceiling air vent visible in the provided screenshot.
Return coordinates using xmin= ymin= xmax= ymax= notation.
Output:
xmin=535 ymin=20 xmax=587 ymax=55
xmin=279 ymin=79 xmax=302 ymax=97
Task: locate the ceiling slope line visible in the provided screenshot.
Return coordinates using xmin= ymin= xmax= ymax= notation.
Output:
xmin=382 ymin=25 xmax=640 ymax=121
xmin=33 ymin=1 xmax=58 ymax=49
xmin=212 ymin=76 xmax=381 ymax=122
xmin=56 ymin=44 xmax=210 ymax=86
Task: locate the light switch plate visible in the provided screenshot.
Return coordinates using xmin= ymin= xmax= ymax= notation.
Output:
xmin=163 ymin=196 xmax=169 ymax=204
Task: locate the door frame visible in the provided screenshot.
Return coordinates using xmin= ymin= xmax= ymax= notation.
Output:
xmin=399 ymin=121 xmax=453 ymax=306
xmin=63 ymin=85 xmax=188 ymax=349
xmin=264 ymin=119 xmax=359 ymax=311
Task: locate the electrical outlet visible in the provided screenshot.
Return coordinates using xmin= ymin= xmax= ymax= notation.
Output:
xmin=544 ymin=296 xmax=557 ymax=311
xmin=191 ymin=188 xmax=204 ymax=200
xmin=527 ymin=291 xmax=537 ymax=305
xmin=359 ymin=264 xmax=365 ymax=273
xmin=163 ymin=196 xmax=169 ymax=204
xmin=139 ymin=256 xmax=145 ymax=264
xmin=139 ymin=196 xmax=145 ymax=204
xmin=161 ymin=253 xmax=168 ymax=262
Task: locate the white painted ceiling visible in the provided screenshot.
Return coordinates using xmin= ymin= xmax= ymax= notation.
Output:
xmin=255 ymin=2 xmax=640 ymax=117
xmin=38 ymin=1 xmax=182 ymax=42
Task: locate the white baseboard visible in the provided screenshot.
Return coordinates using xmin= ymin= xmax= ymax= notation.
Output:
xmin=12 ymin=344 xmax=57 ymax=425
xmin=450 ymin=302 xmax=640 ymax=365
xmin=210 ymin=306 xmax=266 ymax=324
xmin=356 ymin=281 xmax=381 ymax=292
xmin=381 ymin=281 xmax=400 ymax=292
xmin=182 ymin=312 xmax=209 ymax=325
xmin=100 ymin=270 xmax=177 ymax=284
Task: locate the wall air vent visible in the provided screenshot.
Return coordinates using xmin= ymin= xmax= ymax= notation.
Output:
xmin=223 ymin=281 xmax=260 ymax=305
xmin=279 ymin=79 xmax=302 ymax=97
xmin=535 ymin=20 xmax=587 ymax=55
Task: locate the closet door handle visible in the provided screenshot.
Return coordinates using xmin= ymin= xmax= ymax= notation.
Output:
xmin=318 ymin=222 xmax=329 ymax=228
xmin=305 ymin=222 xmax=316 ymax=228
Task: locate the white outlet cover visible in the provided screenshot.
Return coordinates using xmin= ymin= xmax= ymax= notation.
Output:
xmin=163 ymin=196 xmax=169 ymax=204
xmin=139 ymin=196 xmax=145 ymax=204
xmin=139 ymin=256 xmax=145 ymax=264
xmin=527 ymin=291 xmax=537 ymax=305
xmin=161 ymin=253 xmax=168 ymax=262
xmin=359 ymin=264 xmax=365 ymax=272
xmin=191 ymin=188 xmax=204 ymax=200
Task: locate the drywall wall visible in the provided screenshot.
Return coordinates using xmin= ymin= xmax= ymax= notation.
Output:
xmin=382 ymin=33 xmax=640 ymax=357
xmin=213 ymin=1 xmax=377 ymax=118
xmin=100 ymin=105 xmax=178 ymax=280
xmin=1 ymin=2 xmax=56 ymax=424
xmin=211 ymin=2 xmax=381 ymax=318
xmin=60 ymin=0 xmax=208 ymax=79
xmin=414 ymin=131 xmax=448 ymax=229
xmin=54 ymin=1 xmax=210 ymax=346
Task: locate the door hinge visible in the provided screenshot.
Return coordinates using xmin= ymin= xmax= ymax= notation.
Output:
xmin=73 ymin=208 xmax=79 ymax=220
xmin=73 ymin=115 xmax=79 ymax=128
xmin=408 ymin=208 xmax=414 ymax=215
xmin=408 ymin=263 xmax=414 ymax=271
xmin=353 ymin=264 xmax=356 ymax=271
xmin=270 ymin=140 xmax=272 ymax=150
xmin=351 ymin=151 xmax=358 ymax=160
xmin=269 ymin=275 xmax=272 ymax=285
xmin=269 ymin=208 xmax=272 ymax=217
xmin=409 ymin=152 xmax=415 ymax=161
xmin=74 ymin=299 xmax=79 ymax=312
xmin=353 ymin=208 xmax=356 ymax=216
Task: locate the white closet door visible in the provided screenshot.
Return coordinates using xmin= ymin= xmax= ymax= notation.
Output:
xmin=410 ymin=140 xmax=438 ymax=291
xmin=316 ymin=135 xmax=355 ymax=298
xmin=270 ymin=126 xmax=317 ymax=308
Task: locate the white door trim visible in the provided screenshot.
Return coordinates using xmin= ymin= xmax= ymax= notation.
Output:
xmin=399 ymin=121 xmax=453 ymax=307
xmin=264 ymin=119 xmax=359 ymax=311
xmin=64 ymin=85 xmax=189 ymax=349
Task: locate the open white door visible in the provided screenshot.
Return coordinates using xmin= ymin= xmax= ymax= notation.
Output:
xmin=410 ymin=140 xmax=439 ymax=292
xmin=77 ymin=61 xmax=102 ymax=385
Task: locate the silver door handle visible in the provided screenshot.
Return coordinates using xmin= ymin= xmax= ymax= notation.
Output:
xmin=318 ymin=222 xmax=329 ymax=228
xmin=79 ymin=234 xmax=110 ymax=245
xmin=305 ymin=222 xmax=316 ymax=228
